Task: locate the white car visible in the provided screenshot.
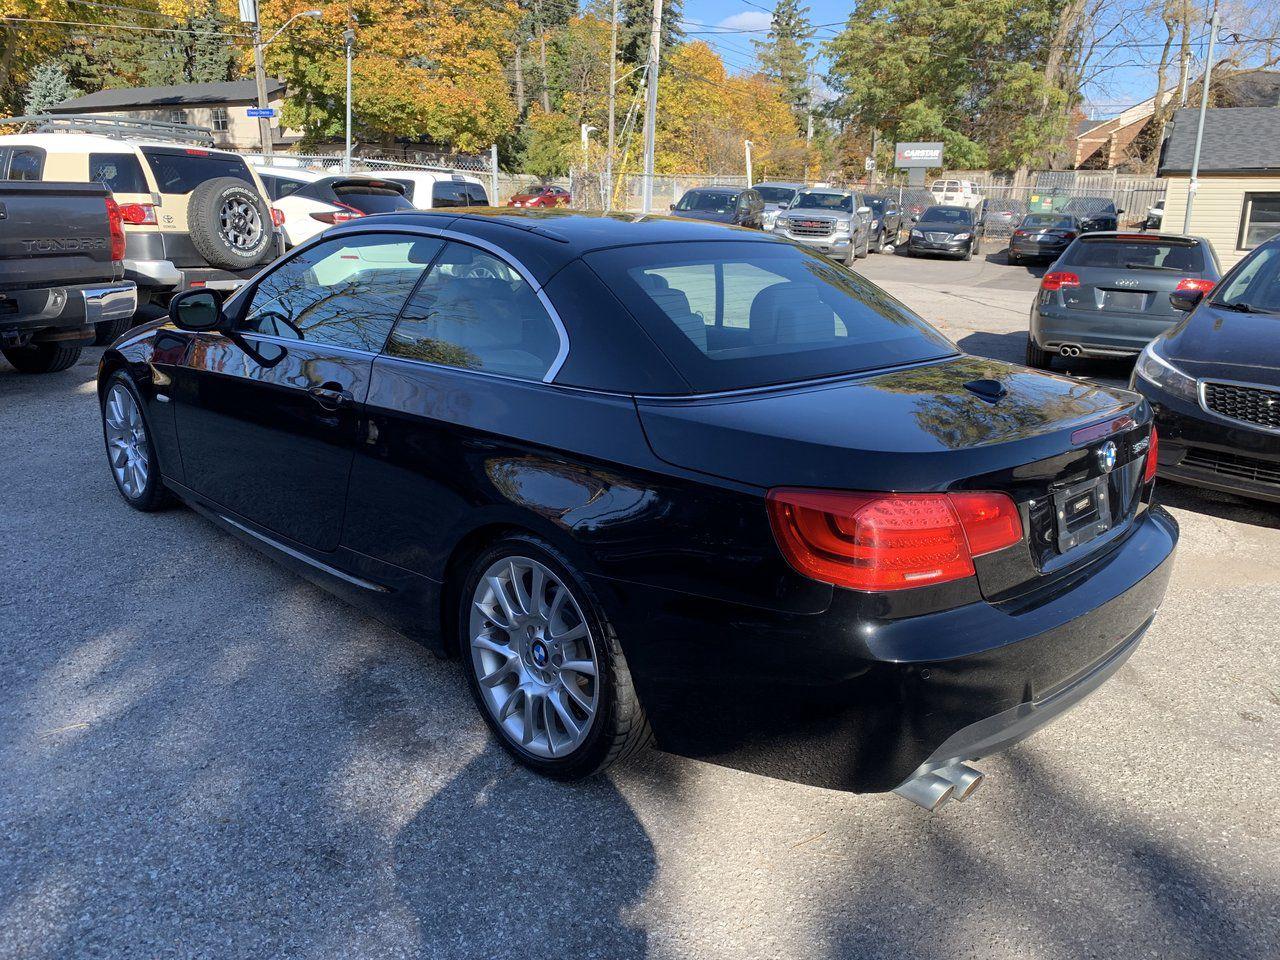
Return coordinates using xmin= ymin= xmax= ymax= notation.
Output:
xmin=929 ymin=178 xmax=984 ymax=209
xmin=381 ymin=170 xmax=489 ymax=209
xmin=254 ymin=165 xmax=413 ymax=247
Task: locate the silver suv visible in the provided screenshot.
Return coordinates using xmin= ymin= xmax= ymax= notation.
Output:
xmin=770 ymin=189 xmax=871 ymax=263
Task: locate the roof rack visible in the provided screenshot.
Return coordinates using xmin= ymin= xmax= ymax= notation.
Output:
xmin=2 ymin=114 xmax=216 ymax=147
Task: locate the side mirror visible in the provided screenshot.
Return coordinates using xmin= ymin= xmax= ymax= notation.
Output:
xmin=1116 ymin=208 xmax=1125 ymax=215
xmin=1169 ymin=289 xmax=1205 ymax=312
xmin=858 ymin=206 xmax=872 ymax=215
xmin=668 ymin=203 xmax=676 ymax=211
xmin=169 ymin=288 xmax=224 ymax=331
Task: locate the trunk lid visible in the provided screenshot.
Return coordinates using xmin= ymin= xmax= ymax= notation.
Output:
xmin=1053 ymin=265 xmax=1195 ymax=319
xmin=0 ymin=181 xmax=117 ymax=289
xmin=637 ymin=356 xmax=1152 ymax=597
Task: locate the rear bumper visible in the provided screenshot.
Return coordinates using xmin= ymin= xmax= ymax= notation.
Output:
xmin=1010 ymin=239 xmax=1069 ymax=259
xmin=0 ymin=281 xmax=136 ymax=344
xmin=595 ymin=505 xmax=1178 ymax=793
xmin=1031 ymin=301 xmax=1176 ymax=356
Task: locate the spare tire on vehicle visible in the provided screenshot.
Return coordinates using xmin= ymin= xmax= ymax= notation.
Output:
xmin=187 ymin=177 xmax=272 ymax=270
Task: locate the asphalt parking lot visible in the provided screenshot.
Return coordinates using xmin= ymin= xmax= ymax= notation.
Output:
xmin=2 ymin=250 xmax=1278 ymax=960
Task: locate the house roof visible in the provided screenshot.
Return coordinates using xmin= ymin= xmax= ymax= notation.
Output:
xmin=50 ymin=79 xmax=285 ymax=112
xmin=1159 ymin=106 xmax=1280 ymax=174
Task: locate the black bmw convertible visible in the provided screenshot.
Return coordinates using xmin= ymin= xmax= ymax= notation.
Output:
xmin=98 ymin=210 xmax=1177 ymax=811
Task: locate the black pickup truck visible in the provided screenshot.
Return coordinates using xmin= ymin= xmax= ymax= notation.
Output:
xmin=1 ymin=181 xmax=137 ymax=373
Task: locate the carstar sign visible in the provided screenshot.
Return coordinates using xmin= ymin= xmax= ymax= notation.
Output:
xmin=895 ymin=142 xmax=945 ymax=168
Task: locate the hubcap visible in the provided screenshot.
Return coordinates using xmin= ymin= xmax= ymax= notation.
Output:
xmin=104 ymin=384 xmax=149 ymax=499
xmin=469 ymin=556 xmax=600 ymax=759
xmin=220 ymin=197 xmax=263 ymax=250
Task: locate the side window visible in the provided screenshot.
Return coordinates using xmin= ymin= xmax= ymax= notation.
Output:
xmin=464 ymin=183 xmax=489 ymax=205
xmin=7 ymin=148 xmax=44 ymax=180
xmin=240 ymin=233 xmax=443 ymax=352
xmin=89 ymin=153 xmax=149 ymax=194
xmin=386 ymin=242 xmax=562 ymax=381
xmin=0 ymin=148 xmax=10 ymax=178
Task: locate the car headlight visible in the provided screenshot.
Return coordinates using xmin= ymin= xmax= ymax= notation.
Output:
xmin=911 ymin=229 xmax=923 ymax=238
xmin=774 ymin=218 xmax=790 ymax=231
xmin=1133 ymin=339 xmax=1198 ymax=403
xmin=835 ymin=221 xmax=851 ymax=234
xmin=870 ymin=219 xmax=880 ymax=230
xmin=953 ymin=232 xmax=971 ymax=240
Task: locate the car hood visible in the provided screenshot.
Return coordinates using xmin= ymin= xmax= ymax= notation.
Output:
xmin=1162 ymin=304 xmax=1280 ymax=383
xmin=669 ymin=210 xmax=735 ymax=223
xmin=636 ymin=355 xmax=1139 ymax=489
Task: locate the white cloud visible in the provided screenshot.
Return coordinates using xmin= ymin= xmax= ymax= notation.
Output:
xmin=715 ymin=10 xmax=772 ymax=33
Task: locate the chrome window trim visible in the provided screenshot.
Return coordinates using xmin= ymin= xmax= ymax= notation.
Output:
xmin=1196 ymin=377 xmax=1280 ymax=436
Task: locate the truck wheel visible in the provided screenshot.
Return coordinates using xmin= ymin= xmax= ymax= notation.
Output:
xmin=93 ymin=314 xmax=133 ymax=346
xmin=1 ymin=343 xmax=82 ymax=374
xmin=1025 ymin=334 xmax=1053 ymax=369
xmin=855 ymin=232 xmax=869 ymax=259
xmin=187 ymin=177 xmax=273 ymax=271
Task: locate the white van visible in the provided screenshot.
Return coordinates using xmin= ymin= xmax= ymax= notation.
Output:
xmin=383 ymin=170 xmax=489 ymax=210
xmin=929 ymin=179 xmax=984 ymax=209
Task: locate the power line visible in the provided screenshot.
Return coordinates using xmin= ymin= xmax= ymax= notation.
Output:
xmin=0 ymin=15 xmax=251 ymax=39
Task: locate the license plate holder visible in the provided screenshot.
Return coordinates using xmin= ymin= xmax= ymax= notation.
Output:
xmin=1103 ymin=290 xmax=1148 ymax=312
xmin=1053 ymin=475 xmax=1113 ymax=552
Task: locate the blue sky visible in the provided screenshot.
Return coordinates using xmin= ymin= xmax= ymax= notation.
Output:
xmin=679 ymin=0 xmax=1171 ymax=119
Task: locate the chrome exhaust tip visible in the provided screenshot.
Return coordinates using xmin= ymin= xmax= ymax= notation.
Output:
xmin=1059 ymin=344 xmax=1081 ymax=357
xmin=934 ymin=762 xmax=986 ymax=802
xmin=892 ymin=772 xmax=956 ymax=812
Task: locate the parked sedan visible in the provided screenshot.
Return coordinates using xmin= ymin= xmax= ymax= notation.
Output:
xmin=97 ymin=211 xmax=1176 ymax=812
xmin=1008 ymin=213 xmax=1081 ymax=264
xmin=267 ymin=175 xmax=415 ymax=248
xmin=984 ymin=197 xmax=1028 ymax=233
xmin=1026 ymin=232 xmax=1220 ymax=368
xmin=907 ymin=205 xmax=983 ymax=259
xmin=1063 ymin=196 xmax=1122 ymax=233
xmin=508 ymin=183 xmax=571 ymax=208
xmin=771 ymin=188 xmax=871 ymax=263
xmin=1131 ymin=233 xmax=1280 ymax=503
xmin=669 ymin=187 xmax=765 ymax=229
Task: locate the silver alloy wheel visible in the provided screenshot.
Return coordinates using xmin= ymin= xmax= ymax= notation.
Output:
xmin=469 ymin=556 xmax=600 ymax=759
xmin=104 ymin=383 xmax=149 ymax=499
xmin=219 ymin=197 xmax=263 ymax=250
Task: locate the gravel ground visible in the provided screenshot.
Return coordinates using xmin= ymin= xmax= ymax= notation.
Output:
xmin=2 ymin=250 xmax=1278 ymax=960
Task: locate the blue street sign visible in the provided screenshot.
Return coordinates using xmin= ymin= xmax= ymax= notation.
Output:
xmin=247 ymin=107 xmax=276 ymax=118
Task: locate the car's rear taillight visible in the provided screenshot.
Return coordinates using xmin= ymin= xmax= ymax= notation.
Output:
xmin=766 ymin=489 xmax=1023 ymax=592
xmin=1175 ymin=277 xmax=1215 ymax=294
xmin=1144 ymin=427 xmax=1159 ymax=484
xmin=1041 ymin=271 xmax=1080 ymax=291
xmin=270 ymin=207 xmax=286 ymax=227
xmin=104 ymin=197 xmax=126 ymax=262
xmin=116 ymin=202 xmax=157 ymax=225
xmin=310 ymin=201 xmax=363 ymax=224
xmin=1013 ymin=229 xmax=1027 ymax=237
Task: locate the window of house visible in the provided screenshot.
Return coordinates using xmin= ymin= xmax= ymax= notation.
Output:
xmin=1238 ymin=193 xmax=1280 ymax=250
xmin=211 ymin=108 xmax=229 ymax=132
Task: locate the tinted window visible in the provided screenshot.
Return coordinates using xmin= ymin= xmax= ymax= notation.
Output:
xmin=676 ymin=191 xmax=739 ymax=213
xmin=332 ymin=183 xmax=413 ymax=213
xmin=5 ymin=147 xmax=44 ymax=180
xmin=240 ymin=233 xmax=443 ymax=351
xmin=1213 ymin=244 xmax=1280 ymax=312
xmin=387 ymin=178 xmax=416 ymax=201
xmin=1063 ymin=238 xmax=1205 ymax=272
xmin=387 ymin=242 xmax=562 ymax=380
xmin=140 ymin=148 xmax=253 ymax=194
xmin=432 ymin=181 xmax=483 ymax=208
xmin=919 ymin=207 xmax=972 ymax=225
xmin=587 ymin=241 xmax=955 ymax=392
xmin=87 ymin=153 xmax=149 ymax=193
xmin=464 ymin=183 xmax=489 ymax=205
xmin=260 ymin=174 xmax=307 ymax=201
xmin=792 ymin=193 xmax=852 ymax=212
xmin=756 ymin=186 xmax=797 ymax=204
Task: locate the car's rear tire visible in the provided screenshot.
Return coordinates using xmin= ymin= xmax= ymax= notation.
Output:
xmin=1025 ymin=334 xmax=1054 ymax=369
xmin=187 ymin=177 xmax=273 ymax=271
xmin=460 ymin=535 xmax=652 ymax=779
xmin=101 ymin=371 xmax=172 ymax=511
xmin=93 ymin=313 xmax=133 ymax=346
xmin=1 ymin=343 xmax=81 ymax=374
xmin=1008 ymin=250 xmax=1022 ymax=266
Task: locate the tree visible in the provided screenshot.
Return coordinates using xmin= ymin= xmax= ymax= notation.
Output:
xmin=23 ymin=59 xmax=75 ymax=113
xmin=518 ymin=105 xmax=577 ymax=177
xmin=752 ymin=0 xmax=813 ymax=125
xmin=617 ymin=0 xmax=683 ymax=67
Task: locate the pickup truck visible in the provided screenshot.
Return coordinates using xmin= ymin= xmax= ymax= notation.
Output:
xmin=1 ymin=181 xmax=137 ymax=374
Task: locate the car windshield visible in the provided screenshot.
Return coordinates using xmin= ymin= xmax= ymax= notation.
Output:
xmin=139 ymin=147 xmax=254 ymax=194
xmin=792 ymin=193 xmax=852 ymax=212
xmin=919 ymin=207 xmax=972 ymax=225
xmin=1021 ymin=215 xmax=1075 ymax=229
xmin=1211 ymin=244 xmax=1280 ymax=312
xmin=756 ymin=186 xmax=798 ymax=204
xmin=676 ymin=191 xmax=739 ymax=213
xmin=586 ymin=241 xmax=956 ymax=392
xmin=1062 ymin=237 xmax=1205 ymax=272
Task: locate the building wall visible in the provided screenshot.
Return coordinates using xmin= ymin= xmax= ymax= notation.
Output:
xmin=1163 ymin=172 xmax=1280 ymax=268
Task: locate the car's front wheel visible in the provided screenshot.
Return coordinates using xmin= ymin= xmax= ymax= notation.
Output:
xmin=461 ymin=536 xmax=651 ymax=779
xmin=102 ymin=371 xmax=171 ymax=511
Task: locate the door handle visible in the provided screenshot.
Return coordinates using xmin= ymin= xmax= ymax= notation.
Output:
xmin=307 ymin=384 xmax=353 ymax=409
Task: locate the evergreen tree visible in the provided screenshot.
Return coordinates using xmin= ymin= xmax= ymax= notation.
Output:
xmin=753 ymin=0 xmax=813 ymax=122
xmin=618 ymin=0 xmax=684 ymax=68
xmin=23 ymin=61 xmax=77 ymax=114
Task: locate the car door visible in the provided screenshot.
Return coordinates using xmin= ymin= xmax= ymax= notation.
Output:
xmin=169 ymin=230 xmax=444 ymax=551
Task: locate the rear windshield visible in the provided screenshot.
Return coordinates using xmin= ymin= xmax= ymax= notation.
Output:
xmin=1063 ymin=237 xmax=1205 ymax=272
xmin=586 ymin=241 xmax=955 ymax=392
xmin=431 ymin=180 xmax=487 ymax=207
xmin=756 ymin=186 xmax=797 ymax=204
xmin=1021 ymin=214 xmax=1075 ymax=229
xmin=89 ymin=153 xmax=148 ymax=194
xmin=140 ymin=147 xmax=253 ymax=194
xmin=792 ymin=193 xmax=852 ymax=212
xmin=333 ymin=183 xmax=414 ymax=213
xmin=676 ymin=191 xmax=739 ymax=213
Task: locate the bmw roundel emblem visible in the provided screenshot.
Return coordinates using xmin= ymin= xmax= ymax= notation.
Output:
xmin=1098 ymin=441 xmax=1118 ymax=473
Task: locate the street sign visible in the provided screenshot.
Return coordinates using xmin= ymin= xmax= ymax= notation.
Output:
xmin=894 ymin=142 xmax=944 ymax=169
xmin=864 ymin=156 xmax=876 ymax=172
xmin=247 ymin=107 xmax=276 ymax=118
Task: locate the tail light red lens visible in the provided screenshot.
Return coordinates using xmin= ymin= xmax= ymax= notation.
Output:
xmin=1175 ymin=277 xmax=1215 ymax=294
xmin=1013 ymin=229 xmax=1027 ymax=237
xmin=116 ymin=202 xmax=157 ymax=225
xmin=270 ymin=207 xmax=286 ymax=227
xmin=1144 ymin=427 xmax=1159 ymax=484
xmin=310 ymin=201 xmax=363 ymax=224
xmin=766 ymin=489 xmax=1023 ymax=592
xmin=1041 ymin=271 xmax=1080 ymax=291
xmin=104 ymin=197 xmax=126 ymax=262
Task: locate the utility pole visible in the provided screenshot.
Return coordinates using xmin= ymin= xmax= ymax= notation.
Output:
xmin=805 ymin=65 xmax=814 ymax=143
xmin=1183 ymin=2 xmax=1219 ymax=234
xmin=515 ymin=42 xmax=525 ymax=112
xmin=640 ymin=0 xmax=663 ymax=213
xmin=343 ymin=26 xmax=356 ymax=174
xmin=490 ymin=144 xmax=499 ymax=206
xmin=744 ymin=139 xmax=753 ymax=186
xmin=251 ymin=21 xmax=273 ymax=160
xmin=606 ymin=0 xmax=618 ymax=212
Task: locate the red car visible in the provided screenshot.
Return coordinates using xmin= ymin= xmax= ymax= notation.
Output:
xmin=507 ymin=184 xmax=571 ymax=208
